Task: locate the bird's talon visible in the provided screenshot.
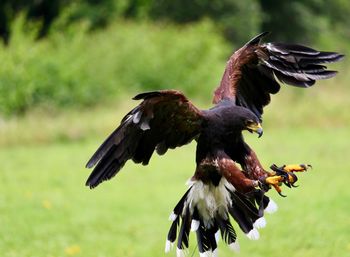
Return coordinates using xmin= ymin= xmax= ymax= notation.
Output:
xmin=278 ymin=191 xmax=287 ymax=197
xmin=283 ymin=182 xmax=292 ymax=188
xmin=271 ymin=184 xmax=286 ymax=197
xmin=267 ymin=163 xmax=310 ymax=195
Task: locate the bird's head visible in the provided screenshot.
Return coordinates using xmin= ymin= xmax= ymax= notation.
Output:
xmin=245 ymin=118 xmax=263 ymax=138
xmin=227 ymin=106 xmax=263 ymax=138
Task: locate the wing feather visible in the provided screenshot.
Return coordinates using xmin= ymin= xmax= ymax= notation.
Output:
xmin=213 ymin=32 xmax=344 ymax=120
xmin=86 ymin=90 xmax=203 ymax=188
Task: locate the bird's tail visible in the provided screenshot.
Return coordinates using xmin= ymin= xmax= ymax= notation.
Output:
xmin=165 ymin=178 xmax=277 ymax=256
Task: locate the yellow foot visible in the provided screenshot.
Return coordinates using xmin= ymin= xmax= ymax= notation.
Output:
xmin=265 ymin=175 xmax=284 ymax=196
xmin=282 ymin=164 xmax=312 ymax=173
xmin=265 ymin=163 xmax=312 ymax=197
xmin=265 ymin=176 xmax=284 ymax=185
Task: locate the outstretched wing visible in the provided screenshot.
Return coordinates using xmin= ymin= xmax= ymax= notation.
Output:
xmin=213 ymin=32 xmax=344 ymax=120
xmin=86 ymin=90 xmax=203 ymax=188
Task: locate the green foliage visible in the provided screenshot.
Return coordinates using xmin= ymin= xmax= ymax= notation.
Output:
xmin=148 ymin=0 xmax=262 ymax=43
xmin=67 ymin=0 xmax=123 ymax=29
xmin=260 ymin=0 xmax=350 ymax=45
xmin=0 ymin=16 xmax=102 ymax=115
xmin=3 ymin=0 xmax=350 ymax=47
xmin=0 ymin=17 xmax=229 ymax=116
xmin=260 ymin=0 xmax=318 ymax=43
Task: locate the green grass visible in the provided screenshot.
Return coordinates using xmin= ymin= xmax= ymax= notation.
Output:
xmin=1 ymin=126 xmax=349 ymax=257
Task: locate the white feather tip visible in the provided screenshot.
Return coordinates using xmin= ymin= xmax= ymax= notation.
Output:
xmin=176 ymin=248 xmax=188 ymax=257
xmin=246 ymin=228 xmax=260 ymax=240
xmin=169 ymin=212 xmax=178 ymax=221
xmin=215 ymin=231 xmax=220 ymax=243
xmin=254 ymin=217 xmax=267 ymax=229
xmin=265 ymin=199 xmax=278 ymax=214
xmin=191 ymin=219 xmax=200 ymax=232
xmin=229 ymin=241 xmax=240 ymax=252
xmin=165 ymin=240 xmax=173 ymax=253
xmin=199 ymin=251 xmax=212 ymax=257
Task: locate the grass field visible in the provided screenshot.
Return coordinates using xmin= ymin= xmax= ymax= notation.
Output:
xmin=1 ymin=112 xmax=350 ymax=257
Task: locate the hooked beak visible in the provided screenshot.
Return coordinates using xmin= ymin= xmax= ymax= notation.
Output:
xmin=247 ymin=123 xmax=263 ymax=138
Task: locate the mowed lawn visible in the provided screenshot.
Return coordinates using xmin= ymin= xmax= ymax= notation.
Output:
xmin=1 ymin=126 xmax=349 ymax=257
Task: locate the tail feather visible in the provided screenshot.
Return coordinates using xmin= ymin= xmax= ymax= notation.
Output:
xmin=165 ymin=178 xmax=277 ymax=255
xmin=196 ymin=219 xmax=211 ymax=254
xmin=167 ymin=217 xmax=180 ymax=248
xmin=230 ymin=191 xmax=261 ymax=221
xmin=228 ymin=204 xmax=254 ymax=234
xmin=173 ymin=188 xmax=192 ymax=216
xmin=207 ymin=225 xmax=218 ymax=255
xmin=253 ymin=190 xmax=269 ymax=216
xmin=216 ymin=216 xmax=237 ymax=245
xmin=177 ymin=208 xmax=191 ymax=250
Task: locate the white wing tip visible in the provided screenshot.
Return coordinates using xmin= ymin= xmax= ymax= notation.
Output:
xmin=265 ymin=199 xmax=278 ymax=214
xmin=246 ymin=228 xmax=260 ymax=240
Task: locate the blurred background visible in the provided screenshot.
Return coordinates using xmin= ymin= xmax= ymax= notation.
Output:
xmin=0 ymin=1 xmax=349 ymax=257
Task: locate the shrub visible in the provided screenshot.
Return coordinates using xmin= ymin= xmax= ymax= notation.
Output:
xmin=0 ymin=17 xmax=230 ymax=116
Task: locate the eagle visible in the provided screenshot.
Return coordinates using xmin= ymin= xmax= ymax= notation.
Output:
xmin=85 ymin=32 xmax=343 ymax=256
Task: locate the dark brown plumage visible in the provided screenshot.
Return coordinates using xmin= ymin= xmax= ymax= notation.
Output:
xmin=85 ymin=32 xmax=343 ymax=256
xmin=213 ymin=32 xmax=344 ymax=120
xmin=86 ymin=90 xmax=202 ymax=188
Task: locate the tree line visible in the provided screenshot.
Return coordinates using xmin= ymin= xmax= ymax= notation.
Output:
xmin=1 ymin=0 xmax=349 ymax=45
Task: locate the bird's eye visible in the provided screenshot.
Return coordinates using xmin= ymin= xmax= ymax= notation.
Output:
xmin=245 ymin=119 xmax=255 ymax=126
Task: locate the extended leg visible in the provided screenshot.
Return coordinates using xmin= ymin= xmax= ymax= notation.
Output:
xmin=195 ymin=156 xmax=259 ymax=194
xmin=239 ymin=145 xmax=311 ymax=196
xmin=217 ymin=156 xmax=259 ymax=193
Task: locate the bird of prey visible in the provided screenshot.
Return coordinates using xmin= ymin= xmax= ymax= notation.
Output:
xmin=85 ymin=32 xmax=343 ymax=256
